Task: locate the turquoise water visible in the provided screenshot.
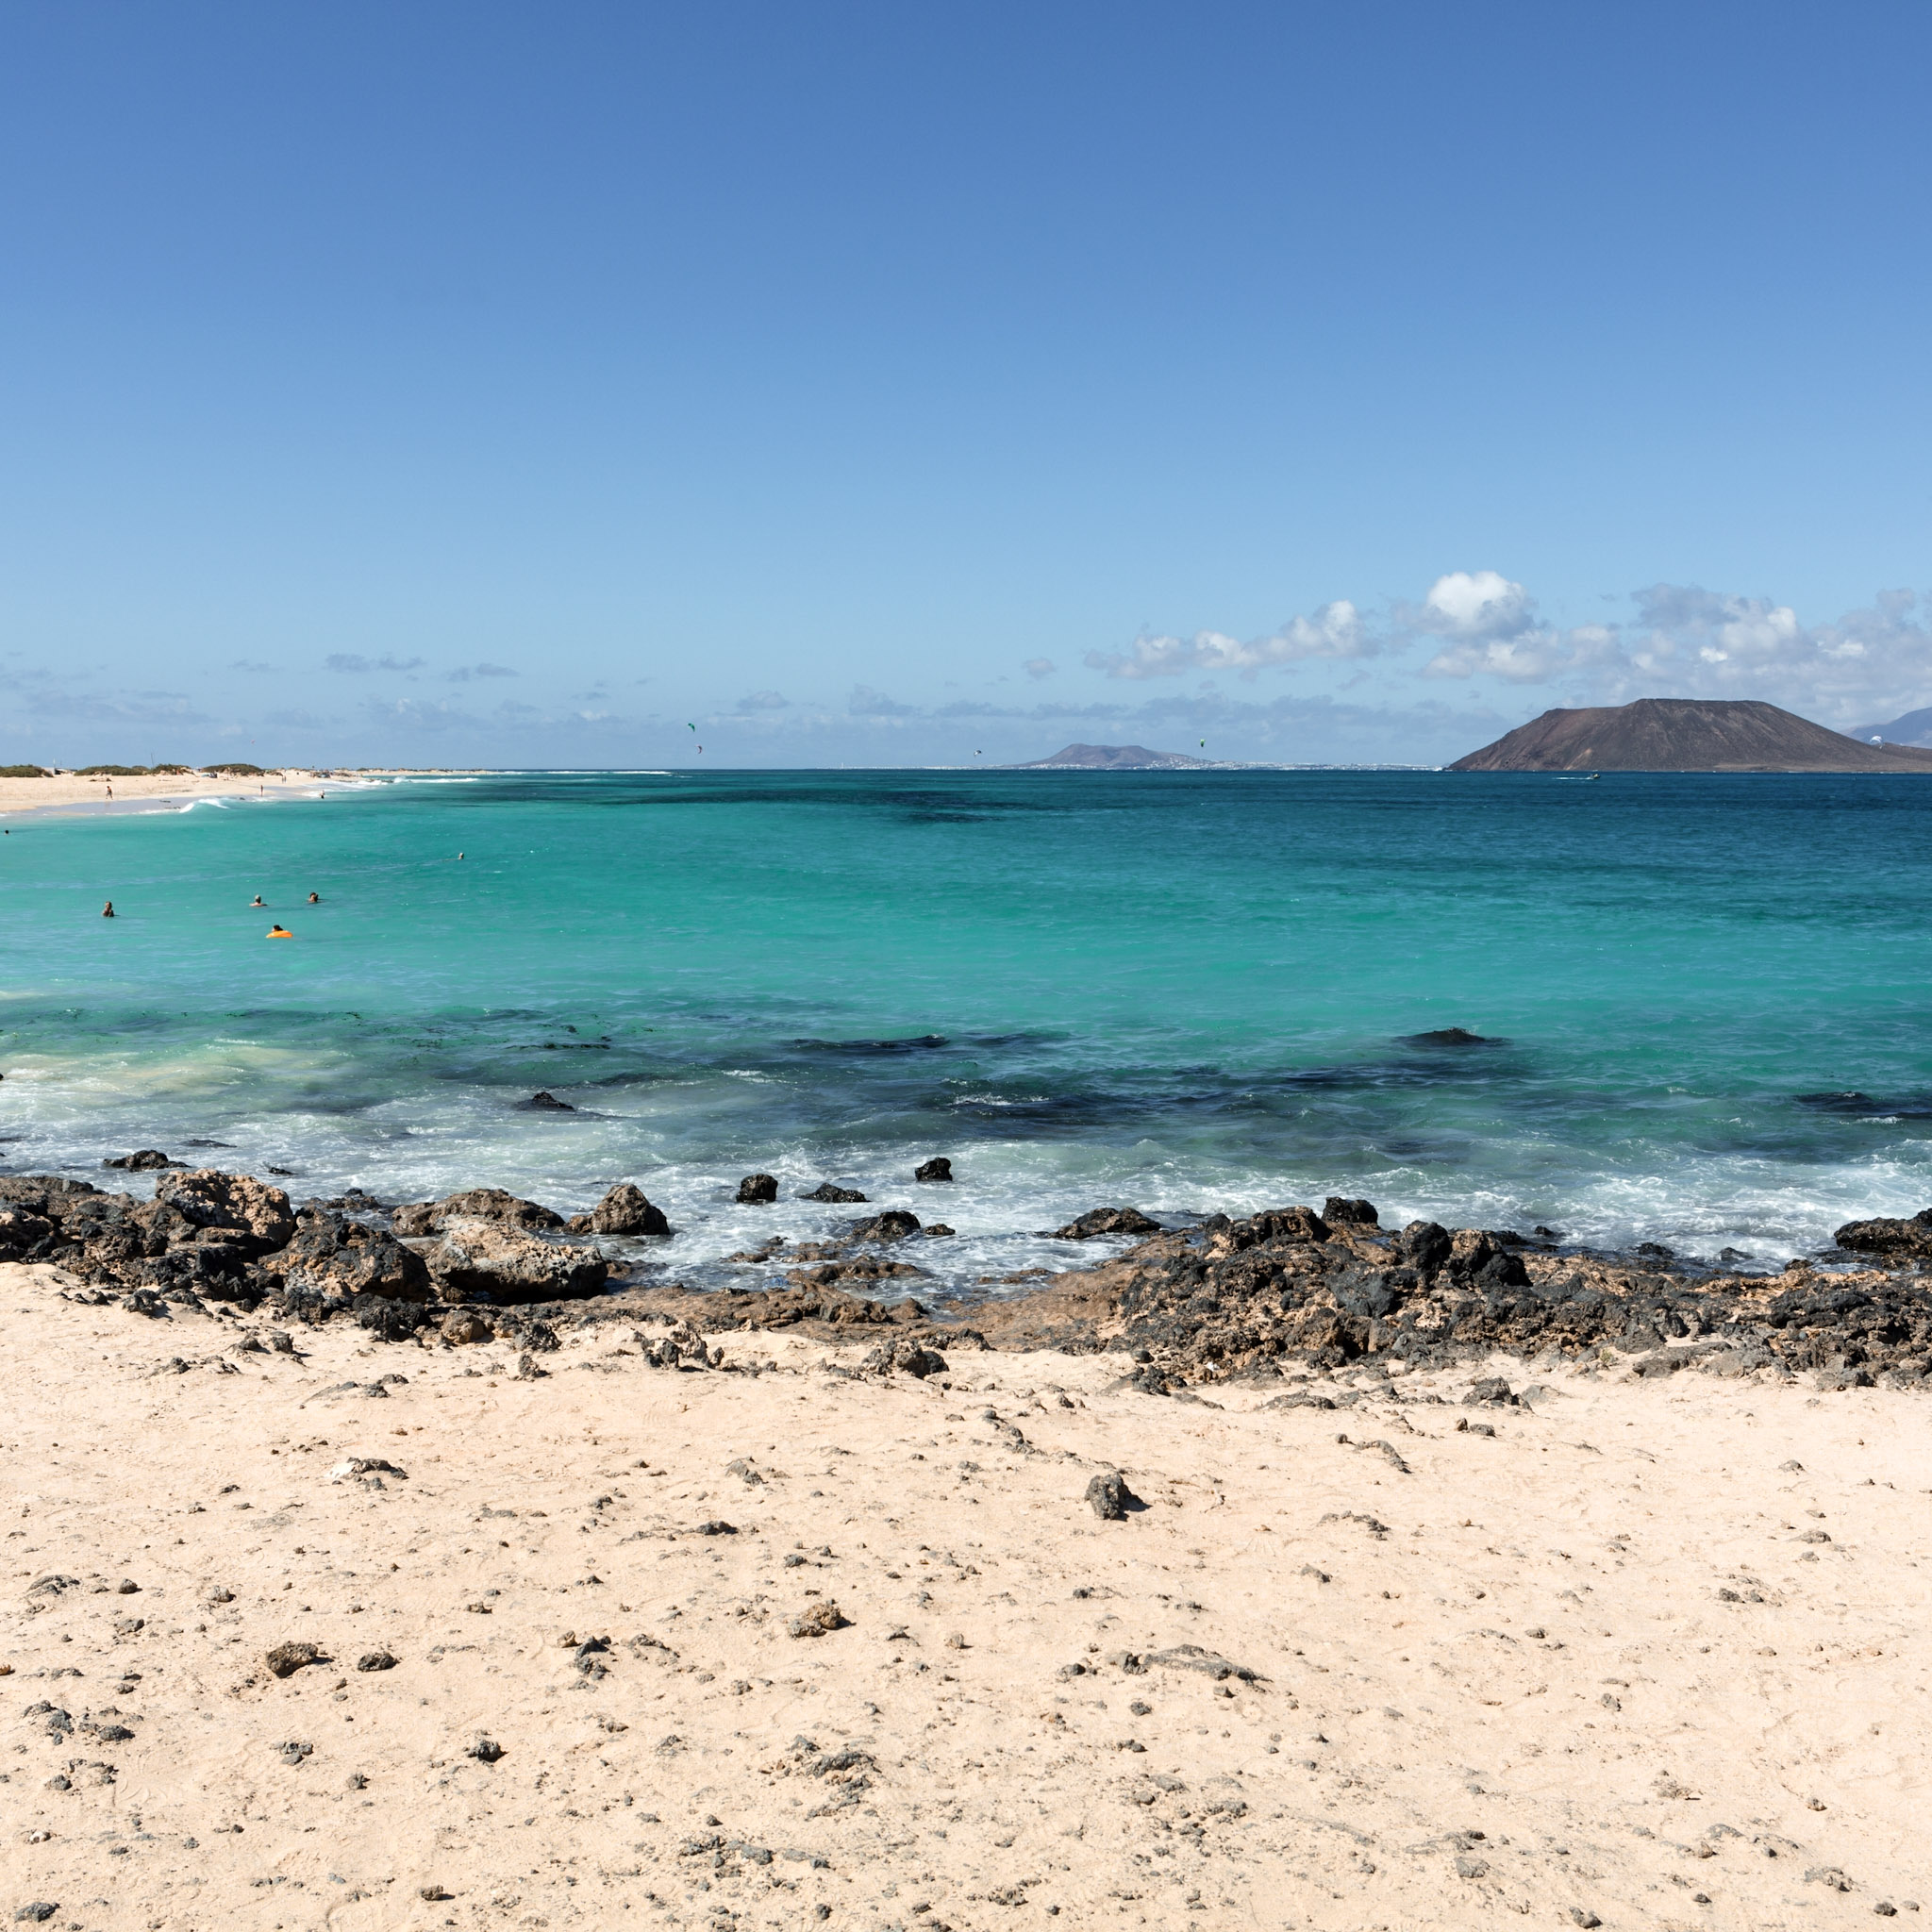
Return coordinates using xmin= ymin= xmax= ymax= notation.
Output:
xmin=2 ymin=769 xmax=1929 ymax=1289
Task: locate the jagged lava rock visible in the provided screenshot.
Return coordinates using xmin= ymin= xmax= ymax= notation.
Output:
xmin=737 ymin=1174 xmax=779 ymax=1205
xmin=391 ymin=1188 xmax=566 ymax=1238
xmin=848 ymin=1209 xmax=921 ymax=1242
xmin=1085 ymin=1471 xmax=1139 ymax=1519
xmin=858 ymin=1337 xmax=949 ymax=1377
xmin=1835 ymin=1209 xmax=1932 ymax=1257
xmin=969 ymin=1199 xmax=1932 ymax=1387
xmin=1323 ymin=1196 xmax=1379 ymax=1226
xmin=425 ymin=1219 xmax=608 ymax=1305
xmin=913 ymin=1157 xmax=954 ymax=1183
xmin=278 ymin=1214 xmax=432 ymax=1303
xmin=591 ymin=1182 xmax=671 ymax=1236
xmin=1053 ymin=1208 xmax=1162 ymax=1239
xmin=153 ymin=1170 xmax=296 ymax=1253
xmin=787 ymin=1254 xmax=928 ymax=1289
xmin=0 ymin=1207 xmax=57 ymax=1257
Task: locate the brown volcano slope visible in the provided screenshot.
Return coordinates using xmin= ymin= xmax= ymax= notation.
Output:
xmin=1450 ymin=697 xmax=1932 ymax=773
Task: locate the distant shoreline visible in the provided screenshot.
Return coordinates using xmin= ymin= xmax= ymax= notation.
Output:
xmin=0 ymin=768 xmax=458 ymax=822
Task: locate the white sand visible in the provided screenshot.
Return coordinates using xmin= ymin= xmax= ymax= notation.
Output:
xmin=0 ymin=773 xmax=343 ymax=819
xmin=3 ymin=1265 xmax=1926 ymax=1930
xmin=0 ymin=771 xmax=458 ymax=819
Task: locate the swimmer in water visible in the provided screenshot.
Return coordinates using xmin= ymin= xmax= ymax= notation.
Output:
xmin=267 ymin=924 xmax=292 ymax=939
xmin=250 ymin=894 xmax=264 ymax=907
xmin=102 ymin=900 xmax=115 ymax=918
xmin=307 ymin=891 xmax=320 ymax=904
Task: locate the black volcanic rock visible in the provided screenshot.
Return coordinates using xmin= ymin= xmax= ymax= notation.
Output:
xmin=278 ymin=1217 xmax=432 ymax=1303
xmin=153 ymin=1170 xmax=296 ymax=1254
xmin=591 ymin=1182 xmax=671 ymax=1236
xmin=736 ymin=1174 xmax=779 ymax=1205
xmin=970 ymin=1201 xmax=1932 ymax=1387
xmin=849 ymin=1209 xmax=921 ymax=1242
xmin=424 ymin=1221 xmax=608 ymax=1304
xmin=1396 ymin=1220 xmax=1453 ymax=1273
xmin=1834 ymin=1210 xmax=1932 ymax=1257
xmin=1323 ymin=1195 xmax=1379 ymax=1226
xmin=1053 ymin=1208 xmax=1162 ymax=1240
xmin=1450 ymin=698 xmax=1932 ymax=774
xmin=391 ymin=1189 xmax=565 ymax=1237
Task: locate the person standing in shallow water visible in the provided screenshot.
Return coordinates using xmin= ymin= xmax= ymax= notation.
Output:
xmin=308 ymin=891 xmax=320 ymax=903
xmin=102 ymin=900 xmax=114 ymax=917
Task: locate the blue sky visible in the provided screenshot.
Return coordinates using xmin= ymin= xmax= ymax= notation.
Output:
xmin=2 ymin=0 xmax=1929 ymax=766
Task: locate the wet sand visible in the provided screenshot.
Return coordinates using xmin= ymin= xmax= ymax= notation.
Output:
xmin=3 ymin=1261 xmax=1926 ymax=1930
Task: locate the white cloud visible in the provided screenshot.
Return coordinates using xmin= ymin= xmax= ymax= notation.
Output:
xmin=1418 ymin=570 xmax=1536 ymax=641
xmin=1425 ymin=581 xmax=1932 ymax=724
xmin=1408 ymin=571 xmax=1618 ymax=683
xmin=736 ymin=690 xmax=791 ymax=711
xmin=1396 ymin=572 xmax=1932 ymax=724
xmin=362 ymin=696 xmax=473 ymax=730
xmin=847 ymin=685 xmax=922 ymax=719
xmin=1103 ymin=563 xmax=1923 ymax=724
xmin=1024 ymin=658 xmax=1056 ymax=680
xmin=1423 ymin=622 xmax=1621 ymax=684
xmin=325 ymin=653 xmax=425 ymax=674
xmin=0 ymin=663 xmax=213 ymax=724
xmin=1604 ymin=586 xmax=1932 ymax=724
xmin=1087 ymin=601 xmax=1373 ymax=680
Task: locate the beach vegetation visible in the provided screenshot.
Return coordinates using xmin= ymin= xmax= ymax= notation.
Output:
xmin=0 ymin=763 xmax=51 ymax=777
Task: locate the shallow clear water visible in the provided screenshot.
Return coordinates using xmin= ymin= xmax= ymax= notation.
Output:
xmin=2 ymin=769 xmax=1929 ymax=1291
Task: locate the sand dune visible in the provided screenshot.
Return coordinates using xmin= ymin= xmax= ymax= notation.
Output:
xmin=3 ymin=1263 xmax=1926 ymax=1930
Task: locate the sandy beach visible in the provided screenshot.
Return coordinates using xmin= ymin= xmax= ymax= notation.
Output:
xmin=4 ymin=1261 xmax=1925 ymax=1932
xmin=0 ymin=772 xmax=430 ymax=820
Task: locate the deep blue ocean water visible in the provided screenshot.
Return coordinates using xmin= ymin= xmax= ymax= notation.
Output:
xmin=2 ymin=769 xmax=1928 ymax=1292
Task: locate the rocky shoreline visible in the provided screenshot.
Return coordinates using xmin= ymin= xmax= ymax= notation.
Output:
xmin=5 ymin=1159 xmax=1930 ymax=1390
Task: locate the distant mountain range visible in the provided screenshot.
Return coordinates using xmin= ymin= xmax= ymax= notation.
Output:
xmin=1852 ymin=704 xmax=1932 ymax=749
xmin=1451 ymin=698 xmax=1932 ymax=774
xmin=1012 ymin=742 xmax=1215 ymax=770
